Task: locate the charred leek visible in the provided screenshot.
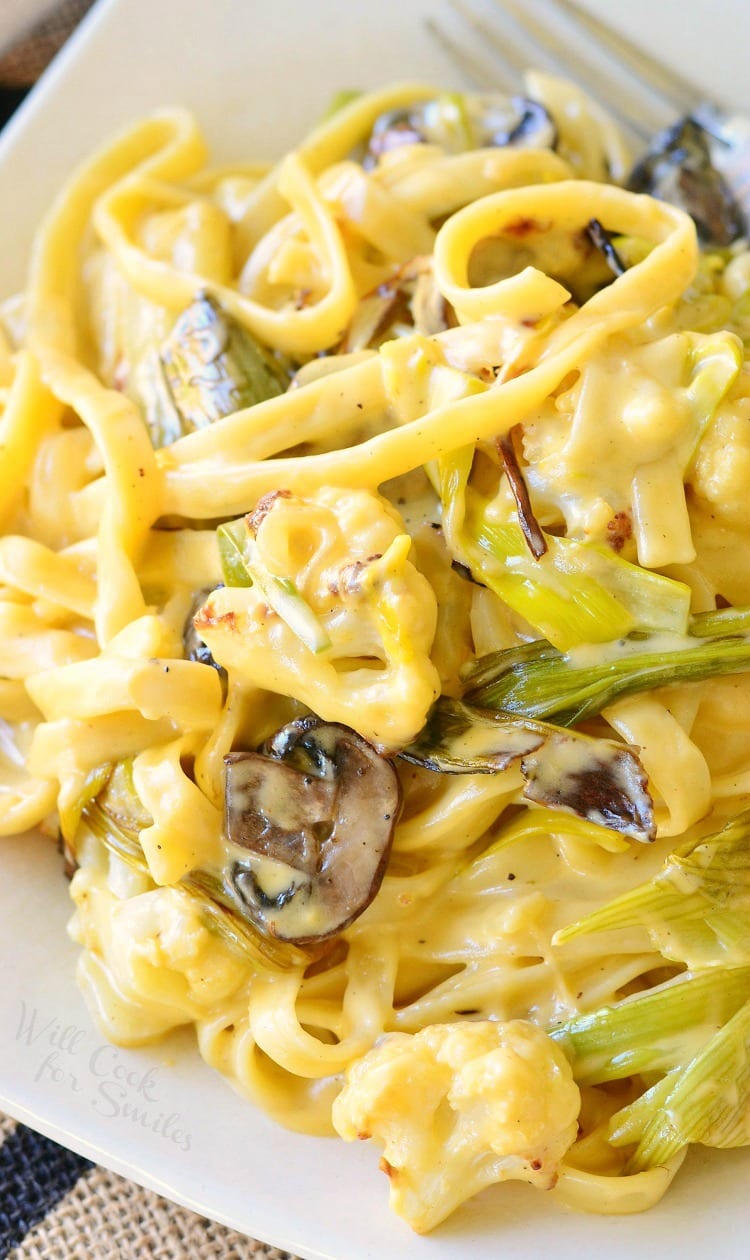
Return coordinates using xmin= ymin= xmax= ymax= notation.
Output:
xmin=162 ymin=292 xmax=288 ymax=426
xmin=463 ymin=606 xmax=750 ymax=725
xmin=78 ymin=763 xmax=311 ymax=971
xmin=137 ymin=293 xmax=289 ymax=446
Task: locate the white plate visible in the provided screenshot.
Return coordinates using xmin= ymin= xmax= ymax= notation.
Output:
xmin=1 ymin=1 xmax=750 ymax=1256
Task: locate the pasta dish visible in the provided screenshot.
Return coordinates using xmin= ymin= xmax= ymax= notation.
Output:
xmin=3 ymin=74 xmax=750 ymax=1233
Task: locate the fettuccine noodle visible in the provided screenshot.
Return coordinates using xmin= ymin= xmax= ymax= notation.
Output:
xmin=4 ymin=78 xmax=750 ymax=1234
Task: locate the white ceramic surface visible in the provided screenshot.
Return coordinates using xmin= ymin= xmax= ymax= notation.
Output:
xmin=1 ymin=1 xmax=749 ymax=1256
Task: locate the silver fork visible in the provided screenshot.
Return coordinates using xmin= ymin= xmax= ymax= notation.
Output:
xmin=428 ymin=0 xmax=704 ymax=140
xmin=427 ymin=0 xmax=750 ymax=231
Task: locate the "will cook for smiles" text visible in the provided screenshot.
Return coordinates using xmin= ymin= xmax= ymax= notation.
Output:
xmin=15 ymin=1001 xmax=192 ymax=1151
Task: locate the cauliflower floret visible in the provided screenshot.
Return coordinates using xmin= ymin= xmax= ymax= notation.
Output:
xmin=331 ymin=1019 xmax=580 ymax=1233
xmin=522 ymin=330 xmax=742 ymax=561
xmin=195 ymin=486 xmax=440 ymax=749
xmin=70 ymin=869 xmax=250 ymax=1043
xmin=688 ymin=398 xmax=750 ymax=527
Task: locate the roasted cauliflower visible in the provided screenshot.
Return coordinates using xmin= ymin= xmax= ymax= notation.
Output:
xmin=194 ymin=486 xmax=440 ymax=748
xmin=331 ymin=1019 xmax=580 ymax=1233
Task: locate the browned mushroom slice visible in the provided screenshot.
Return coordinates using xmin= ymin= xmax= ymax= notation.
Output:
xmin=400 ymin=699 xmax=655 ymax=842
xmin=521 ymin=733 xmax=653 ymax=841
xmin=627 ymin=115 xmax=746 ymax=247
xmin=224 ymin=718 xmax=401 ymax=943
xmin=363 ymin=94 xmax=556 ymax=168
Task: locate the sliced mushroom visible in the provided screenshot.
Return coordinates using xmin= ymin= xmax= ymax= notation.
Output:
xmin=469 ymin=94 xmax=556 ymax=150
xmin=521 ymin=733 xmax=654 ymax=842
xmin=585 ymin=217 xmax=627 ymax=279
xmin=363 ymin=93 xmax=556 ymax=167
xmin=364 ymin=107 xmax=428 ymax=166
xmin=224 ymin=717 xmax=401 ymax=943
xmin=627 ymin=115 xmax=746 ymax=247
xmin=400 ymin=698 xmax=655 ymax=842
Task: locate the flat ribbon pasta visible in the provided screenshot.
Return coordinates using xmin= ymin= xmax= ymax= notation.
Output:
xmin=2 ymin=78 xmax=748 ymax=1234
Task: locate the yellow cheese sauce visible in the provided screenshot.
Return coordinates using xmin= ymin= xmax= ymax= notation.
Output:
xmin=4 ymin=77 xmax=750 ymax=1233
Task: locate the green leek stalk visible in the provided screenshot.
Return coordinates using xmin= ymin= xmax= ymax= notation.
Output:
xmin=609 ymin=996 xmax=750 ymax=1171
xmin=77 ymin=762 xmax=311 ymax=971
xmin=438 ymin=446 xmax=691 ymax=650
xmin=463 ymin=605 xmax=750 ymax=726
xmin=137 ymin=293 xmax=290 ymax=447
xmin=161 ymin=292 xmax=288 ymax=427
xmin=554 ymin=808 xmax=750 ymax=968
xmin=552 ymin=966 xmax=750 ymax=1085
xmin=430 ymin=92 xmax=475 ymax=151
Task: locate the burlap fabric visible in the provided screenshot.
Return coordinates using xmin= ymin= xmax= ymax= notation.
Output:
xmin=0 ymin=0 xmax=95 ymax=86
xmin=0 ymin=5 xmax=302 ymax=1255
xmin=1 ymin=1111 xmax=298 ymax=1260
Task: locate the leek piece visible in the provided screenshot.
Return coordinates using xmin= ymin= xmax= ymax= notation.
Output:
xmin=59 ymin=761 xmax=114 ymax=848
xmin=136 ymin=294 xmax=290 ymax=448
xmin=400 ymin=697 xmax=654 ymax=841
xmin=429 ymin=92 xmax=475 ymax=151
xmin=380 ymin=334 xmax=488 ymax=428
xmin=260 ymin=574 xmax=331 ymax=655
xmin=439 ymin=447 xmax=690 ymax=650
xmin=552 ymin=966 xmax=750 ymax=1086
xmin=217 ymin=518 xmax=254 ymax=588
xmin=684 ymin=330 xmax=742 ymax=449
xmin=610 ymin=234 xmax=655 ymax=269
xmin=554 ymin=809 xmax=750 ymax=966
xmin=132 ymin=348 xmax=186 ymax=449
xmin=160 ymin=292 xmax=288 ymax=432
xmin=475 ymin=806 xmax=630 ymax=857
xmin=464 ymin=611 xmax=750 ymax=725
xmin=322 ymin=88 xmax=362 ymax=120
xmin=689 ymin=604 xmax=750 ymax=637
xmin=80 ymin=763 xmax=310 ymax=971
xmin=628 ymin=332 xmax=740 ymax=564
xmin=609 ymin=996 xmax=750 ymax=1171
xmin=217 ymin=516 xmax=331 ymax=654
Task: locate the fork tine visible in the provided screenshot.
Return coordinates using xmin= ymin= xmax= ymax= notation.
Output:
xmin=551 ymin=0 xmax=715 ymax=116
xmin=433 ymin=0 xmax=661 ymax=145
xmin=444 ymin=0 xmax=544 ymax=88
xmin=425 ymin=13 xmax=517 ymax=93
xmin=494 ymin=0 xmax=661 ymax=140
